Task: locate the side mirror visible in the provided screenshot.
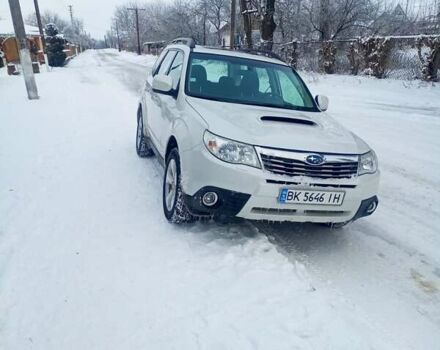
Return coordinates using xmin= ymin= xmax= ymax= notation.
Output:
xmin=152 ymin=74 xmax=173 ymax=94
xmin=315 ymin=95 xmax=329 ymax=111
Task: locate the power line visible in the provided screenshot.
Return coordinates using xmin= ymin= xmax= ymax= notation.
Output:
xmin=127 ymin=7 xmax=146 ymax=55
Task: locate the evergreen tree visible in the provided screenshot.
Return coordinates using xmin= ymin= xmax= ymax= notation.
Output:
xmin=45 ymin=24 xmax=66 ymax=67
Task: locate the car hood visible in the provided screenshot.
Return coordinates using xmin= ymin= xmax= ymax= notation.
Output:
xmin=186 ymin=97 xmax=370 ymax=154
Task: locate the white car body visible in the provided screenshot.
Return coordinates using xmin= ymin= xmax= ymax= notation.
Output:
xmin=138 ymin=41 xmax=380 ymax=224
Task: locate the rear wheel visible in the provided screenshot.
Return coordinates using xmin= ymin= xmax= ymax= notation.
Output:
xmin=163 ymin=148 xmax=195 ymax=224
xmin=136 ymin=109 xmax=154 ymax=158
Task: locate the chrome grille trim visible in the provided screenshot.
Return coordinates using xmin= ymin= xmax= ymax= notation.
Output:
xmin=251 ymin=207 xmax=297 ymax=215
xmin=251 ymin=207 xmax=350 ymax=217
xmin=265 ymin=180 xmax=357 ymax=188
xmin=256 ymin=147 xmax=359 ymax=179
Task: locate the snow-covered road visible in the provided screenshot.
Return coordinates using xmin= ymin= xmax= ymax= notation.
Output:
xmin=0 ymin=49 xmax=439 ymax=349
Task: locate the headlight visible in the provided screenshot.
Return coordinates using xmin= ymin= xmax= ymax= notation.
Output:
xmin=358 ymin=150 xmax=378 ymax=175
xmin=203 ymin=130 xmax=261 ymax=168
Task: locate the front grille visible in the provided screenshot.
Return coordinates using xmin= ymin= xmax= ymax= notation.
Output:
xmin=260 ymin=153 xmax=358 ymax=179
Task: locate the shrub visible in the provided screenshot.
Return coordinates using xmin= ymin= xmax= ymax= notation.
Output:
xmin=45 ymin=24 xmax=66 ymax=67
xmin=416 ymin=36 xmax=440 ymax=82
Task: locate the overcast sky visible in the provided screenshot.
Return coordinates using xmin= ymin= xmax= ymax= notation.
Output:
xmin=0 ymin=0 xmax=131 ymax=39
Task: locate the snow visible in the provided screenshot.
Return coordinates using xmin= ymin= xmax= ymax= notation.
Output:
xmin=107 ymin=48 xmax=159 ymax=67
xmin=303 ymin=72 xmax=440 ymax=263
xmin=1 ymin=49 xmax=439 ymax=349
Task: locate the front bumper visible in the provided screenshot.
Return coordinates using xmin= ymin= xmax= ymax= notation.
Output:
xmin=180 ymin=147 xmax=380 ymax=223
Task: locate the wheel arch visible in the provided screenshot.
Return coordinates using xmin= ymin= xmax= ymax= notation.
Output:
xmin=165 ymin=136 xmax=179 ymax=161
xmin=138 ymin=102 xmax=149 ymax=136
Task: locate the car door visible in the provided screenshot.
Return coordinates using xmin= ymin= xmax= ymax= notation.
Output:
xmin=155 ymin=51 xmax=185 ymax=153
xmin=145 ymin=50 xmax=177 ymax=153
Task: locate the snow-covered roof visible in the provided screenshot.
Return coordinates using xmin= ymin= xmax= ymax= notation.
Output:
xmin=0 ymin=18 xmax=40 ymax=36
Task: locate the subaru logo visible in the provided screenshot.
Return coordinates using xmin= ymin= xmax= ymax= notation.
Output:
xmin=306 ymin=154 xmax=325 ymax=165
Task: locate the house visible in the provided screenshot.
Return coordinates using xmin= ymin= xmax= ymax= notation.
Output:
xmin=372 ymin=4 xmax=415 ymax=35
xmin=0 ymin=17 xmax=44 ymax=73
xmin=218 ymin=21 xmax=262 ymax=48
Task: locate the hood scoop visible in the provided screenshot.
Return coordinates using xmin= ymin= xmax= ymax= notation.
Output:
xmin=261 ymin=116 xmax=316 ymax=126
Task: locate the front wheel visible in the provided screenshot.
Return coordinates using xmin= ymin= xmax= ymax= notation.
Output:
xmin=163 ymin=148 xmax=195 ymax=224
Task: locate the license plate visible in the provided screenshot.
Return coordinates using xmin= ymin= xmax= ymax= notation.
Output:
xmin=278 ymin=189 xmax=345 ymax=206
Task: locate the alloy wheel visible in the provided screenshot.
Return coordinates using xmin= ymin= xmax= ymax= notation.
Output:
xmin=165 ymin=158 xmax=177 ymax=211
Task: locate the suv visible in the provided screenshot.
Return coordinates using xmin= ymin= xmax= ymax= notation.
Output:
xmin=136 ymin=38 xmax=379 ymax=225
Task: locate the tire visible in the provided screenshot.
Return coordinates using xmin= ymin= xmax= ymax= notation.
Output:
xmin=136 ymin=109 xmax=154 ymax=158
xmin=163 ymin=148 xmax=195 ymax=224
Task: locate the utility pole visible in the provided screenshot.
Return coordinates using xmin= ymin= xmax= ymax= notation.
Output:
xmin=68 ymin=5 xmax=74 ymax=25
xmin=230 ymin=0 xmax=236 ymax=49
xmin=33 ymin=0 xmax=49 ymax=71
xmin=203 ymin=11 xmax=207 ymax=45
xmin=115 ymin=23 xmax=121 ymax=52
xmin=8 ymin=0 xmax=39 ymax=99
xmin=33 ymin=0 xmax=45 ymax=50
xmin=127 ymin=7 xmax=145 ymax=55
xmin=201 ymin=0 xmax=207 ymax=45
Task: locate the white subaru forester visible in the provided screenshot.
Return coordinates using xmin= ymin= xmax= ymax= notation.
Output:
xmin=136 ymin=38 xmax=379 ymax=225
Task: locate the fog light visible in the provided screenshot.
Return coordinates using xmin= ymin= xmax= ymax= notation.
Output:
xmin=366 ymin=201 xmax=377 ymax=214
xmin=202 ymin=192 xmax=218 ymax=207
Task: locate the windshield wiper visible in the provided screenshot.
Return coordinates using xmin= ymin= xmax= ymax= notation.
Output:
xmin=256 ymin=101 xmax=294 ymax=110
xmin=282 ymin=102 xmax=296 ymax=109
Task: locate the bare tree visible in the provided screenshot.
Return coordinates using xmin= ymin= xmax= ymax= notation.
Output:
xmin=259 ymin=0 xmax=277 ymax=50
xmin=276 ymin=0 xmax=308 ymax=41
xmin=205 ymin=0 xmax=230 ymax=45
xmin=165 ymin=0 xmax=203 ymax=42
xmin=240 ymin=0 xmax=254 ymax=48
xmin=195 ymin=0 xmax=209 ymax=45
xmin=239 ymin=0 xmax=277 ymax=50
xmin=26 ymin=10 xmax=69 ymax=32
xmin=304 ymin=0 xmax=375 ymax=40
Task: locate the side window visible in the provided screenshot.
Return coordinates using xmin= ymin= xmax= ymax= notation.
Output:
xmin=276 ymin=70 xmax=306 ymax=107
xmin=155 ymin=51 xmax=177 ymax=76
xmin=151 ymin=50 xmax=167 ymax=76
xmin=167 ymin=51 xmax=184 ymax=89
xmin=256 ymin=68 xmax=271 ymax=93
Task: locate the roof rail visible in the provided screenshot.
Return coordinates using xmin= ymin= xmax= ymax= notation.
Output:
xmin=237 ymin=48 xmax=283 ymax=61
xmin=169 ymin=37 xmax=196 ymax=49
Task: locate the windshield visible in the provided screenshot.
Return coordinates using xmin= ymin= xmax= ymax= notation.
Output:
xmin=185 ymin=52 xmax=318 ymax=112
